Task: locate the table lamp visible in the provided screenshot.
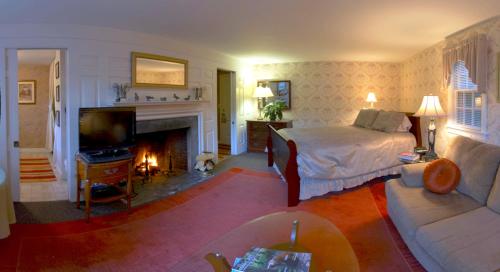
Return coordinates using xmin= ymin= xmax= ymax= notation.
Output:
xmin=366 ymin=92 xmax=377 ymax=108
xmin=253 ymin=84 xmax=274 ymax=120
xmin=414 ymin=95 xmax=446 ymax=160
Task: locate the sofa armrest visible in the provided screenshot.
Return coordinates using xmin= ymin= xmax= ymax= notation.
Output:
xmin=401 ymin=162 xmax=429 ymax=187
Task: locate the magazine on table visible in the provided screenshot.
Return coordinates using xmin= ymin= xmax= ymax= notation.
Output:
xmin=231 ymin=247 xmax=311 ymax=272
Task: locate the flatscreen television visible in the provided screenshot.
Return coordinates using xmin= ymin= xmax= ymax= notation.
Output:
xmin=79 ymin=107 xmax=136 ymax=152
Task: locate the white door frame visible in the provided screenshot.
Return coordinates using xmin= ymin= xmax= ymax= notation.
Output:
xmin=229 ymin=71 xmax=238 ymax=155
xmin=2 ymin=48 xmax=68 ymax=201
xmin=5 ymin=49 xmax=20 ymax=201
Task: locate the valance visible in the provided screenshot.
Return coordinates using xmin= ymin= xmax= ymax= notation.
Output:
xmin=443 ymin=34 xmax=488 ymax=92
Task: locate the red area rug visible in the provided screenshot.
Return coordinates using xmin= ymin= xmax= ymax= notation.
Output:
xmin=0 ymin=168 xmax=423 ymax=271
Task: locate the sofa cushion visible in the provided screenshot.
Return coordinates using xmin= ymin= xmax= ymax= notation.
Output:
xmin=385 ymin=179 xmax=481 ymax=239
xmin=353 ymin=109 xmax=379 ymax=128
xmin=443 ymin=136 xmax=481 ymax=166
xmin=487 ymin=168 xmax=500 ymax=213
xmin=423 ymin=158 xmax=461 ymax=194
xmin=455 ymin=142 xmax=500 ymax=205
xmin=401 ymin=162 xmax=429 ymax=187
xmin=416 ymin=207 xmax=500 ymax=272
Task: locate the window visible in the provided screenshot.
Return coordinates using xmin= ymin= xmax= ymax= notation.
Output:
xmin=448 ymin=61 xmax=487 ymax=139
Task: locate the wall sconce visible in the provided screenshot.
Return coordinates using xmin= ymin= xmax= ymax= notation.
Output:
xmin=253 ymin=83 xmax=274 ymax=120
xmin=366 ymin=92 xmax=377 ymax=108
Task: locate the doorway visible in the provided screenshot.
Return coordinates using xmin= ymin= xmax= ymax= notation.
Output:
xmin=217 ymin=70 xmax=234 ymax=161
xmin=16 ymin=49 xmax=67 ymax=202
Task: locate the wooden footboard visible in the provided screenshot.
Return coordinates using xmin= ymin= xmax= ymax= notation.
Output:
xmin=267 ymin=125 xmax=300 ymax=207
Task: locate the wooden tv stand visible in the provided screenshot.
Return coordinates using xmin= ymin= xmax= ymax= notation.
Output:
xmin=76 ymin=153 xmax=135 ymax=222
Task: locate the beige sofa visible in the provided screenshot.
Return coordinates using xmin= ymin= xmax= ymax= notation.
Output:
xmin=386 ymin=136 xmax=500 ymax=272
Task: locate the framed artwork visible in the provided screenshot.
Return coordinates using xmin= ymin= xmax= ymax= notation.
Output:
xmin=56 ymin=85 xmax=60 ymax=102
xmin=257 ymin=80 xmax=292 ymax=109
xmin=55 ymin=61 xmax=60 ymax=79
xmin=18 ymin=80 xmax=36 ymax=104
xmin=55 ymin=110 xmax=60 ymax=127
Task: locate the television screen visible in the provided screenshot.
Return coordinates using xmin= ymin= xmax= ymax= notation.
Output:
xmin=79 ymin=107 xmax=136 ymax=152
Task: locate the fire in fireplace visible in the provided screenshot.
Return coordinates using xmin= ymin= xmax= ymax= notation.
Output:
xmin=133 ymin=128 xmax=188 ymax=182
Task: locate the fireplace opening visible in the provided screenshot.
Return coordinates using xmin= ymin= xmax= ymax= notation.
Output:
xmin=133 ymin=128 xmax=188 ymax=182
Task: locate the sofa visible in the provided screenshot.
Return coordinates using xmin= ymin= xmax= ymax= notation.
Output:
xmin=386 ymin=136 xmax=500 ymax=272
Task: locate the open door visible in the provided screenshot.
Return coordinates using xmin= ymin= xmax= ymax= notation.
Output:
xmin=5 ymin=49 xmax=20 ymax=201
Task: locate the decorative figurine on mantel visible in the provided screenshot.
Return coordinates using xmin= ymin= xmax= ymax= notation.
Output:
xmin=134 ymin=93 xmax=140 ymax=102
xmin=194 ymin=87 xmax=203 ymax=100
xmin=173 ymin=93 xmax=180 ymax=101
xmin=113 ymin=83 xmax=130 ymax=102
xmin=146 ymin=95 xmax=155 ymax=101
xmin=160 ymin=97 xmax=167 ymax=102
xmin=184 ymin=95 xmax=191 ymax=101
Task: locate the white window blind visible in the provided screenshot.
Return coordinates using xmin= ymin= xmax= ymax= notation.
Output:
xmin=452 ymin=61 xmax=481 ymax=130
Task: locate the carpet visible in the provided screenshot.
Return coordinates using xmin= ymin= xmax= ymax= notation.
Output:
xmin=20 ymin=158 xmax=56 ymax=183
xmin=0 ymin=168 xmax=422 ymax=271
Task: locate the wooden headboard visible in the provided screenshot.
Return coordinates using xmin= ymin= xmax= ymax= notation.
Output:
xmin=404 ymin=112 xmax=422 ymax=147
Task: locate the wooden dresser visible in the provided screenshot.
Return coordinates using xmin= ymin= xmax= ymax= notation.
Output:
xmin=247 ymin=119 xmax=293 ymax=152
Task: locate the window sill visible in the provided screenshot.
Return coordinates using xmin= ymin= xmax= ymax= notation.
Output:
xmin=447 ymin=125 xmax=488 ymax=142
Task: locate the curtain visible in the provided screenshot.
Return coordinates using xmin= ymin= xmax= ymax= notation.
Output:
xmin=46 ymin=60 xmax=55 ymax=152
xmin=443 ymin=34 xmax=488 ymax=92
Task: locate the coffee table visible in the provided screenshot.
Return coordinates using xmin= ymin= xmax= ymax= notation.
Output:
xmin=171 ymin=211 xmax=359 ymax=271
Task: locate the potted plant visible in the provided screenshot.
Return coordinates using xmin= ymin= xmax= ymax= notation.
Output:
xmin=263 ymin=101 xmax=286 ymax=121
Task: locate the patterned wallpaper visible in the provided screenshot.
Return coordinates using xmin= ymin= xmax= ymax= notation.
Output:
xmin=446 ymin=17 xmax=500 ymax=146
xmin=18 ymin=64 xmax=50 ymax=148
xmin=401 ymin=42 xmax=448 ymax=153
xmin=253 ymin=62 xmax=402 ymax=128
xmin=401 ymin=17 xmax=500 ymax=153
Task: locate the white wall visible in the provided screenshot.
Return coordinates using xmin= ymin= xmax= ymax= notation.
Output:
xmin=0 ymin=24 xmax=248 ymax=201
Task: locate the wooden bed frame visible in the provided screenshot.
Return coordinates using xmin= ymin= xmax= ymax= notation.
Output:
xmin=267 ymin=113 xmax=422 ymax=207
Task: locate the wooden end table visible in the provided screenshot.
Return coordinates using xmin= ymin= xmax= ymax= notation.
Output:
xmin=76 ymin=154 xmax=134 ymax=222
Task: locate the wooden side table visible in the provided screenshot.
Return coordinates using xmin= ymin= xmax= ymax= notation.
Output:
xmin=76 ymin=154 xmax=134 ymax=222
xmin=247 ymin=119 xmax=292 ymax=152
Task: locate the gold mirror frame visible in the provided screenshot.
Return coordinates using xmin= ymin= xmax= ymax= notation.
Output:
xmin=131 ymin=52 xmax=188 ymax=89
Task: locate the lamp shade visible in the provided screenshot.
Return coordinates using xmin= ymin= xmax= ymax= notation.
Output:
xmin=253 ymin=86 xmax=274 ymax=98
xmin=414 ymin=95 xmax=446 ymax=117
xmin=366 ymin=92 xmax=377 ymax=103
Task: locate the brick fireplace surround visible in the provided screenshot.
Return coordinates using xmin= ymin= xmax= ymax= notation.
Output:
xmin=135 ymin=115 xmax=199 ymax=172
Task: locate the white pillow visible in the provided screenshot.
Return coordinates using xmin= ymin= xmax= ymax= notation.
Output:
xmin=396 ymin=116 xmax=412 ymax=132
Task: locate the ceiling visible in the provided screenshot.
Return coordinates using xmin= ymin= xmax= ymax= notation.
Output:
xmin=1 ymin=1 xmax=499 ymax=63
xmin=17 ymin=50 xmax=57 ymax=65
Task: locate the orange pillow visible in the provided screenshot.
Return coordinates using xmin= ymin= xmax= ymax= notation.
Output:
xmin=423 ymin=158 xmax=461 ymax=194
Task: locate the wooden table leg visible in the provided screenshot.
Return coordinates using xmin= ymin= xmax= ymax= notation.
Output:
xmin=84 ymin=179 xmax=91 ymax=222
xmin=127 ymin=161 xmax=132 ymax=212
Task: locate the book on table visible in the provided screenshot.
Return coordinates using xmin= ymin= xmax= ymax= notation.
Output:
xmin=231 ymin=247 xmax=311 ymax=272
xmin=398 ymin=151 xmax=420 ymax=163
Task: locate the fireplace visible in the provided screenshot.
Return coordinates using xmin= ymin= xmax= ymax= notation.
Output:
xmin=134 ymin=116 xmax=198 ymax=180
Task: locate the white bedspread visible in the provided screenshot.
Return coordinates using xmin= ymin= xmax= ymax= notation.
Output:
xmin=278 ymin=126 xmax=416 ymax=199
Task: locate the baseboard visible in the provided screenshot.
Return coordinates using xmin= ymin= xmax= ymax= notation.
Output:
xmin=20 ymin=148 xmax=51 ymax=153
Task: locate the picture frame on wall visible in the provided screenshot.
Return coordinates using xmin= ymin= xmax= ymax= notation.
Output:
xmin=55 ymin=110 xmax=60 ymax=127
xmin=257 ymin=80 xmax=292 ymax=109
xmin=55 ymin=61 xmax=60 ymax=79
xmin=18 ymin=80 xmax=36 ymax=104
xmin=56 ymin=85 xmax=60 ymax=102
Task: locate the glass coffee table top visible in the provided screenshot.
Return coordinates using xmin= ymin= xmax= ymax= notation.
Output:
xmin=172 ymin=211 xmax=359 ymax=272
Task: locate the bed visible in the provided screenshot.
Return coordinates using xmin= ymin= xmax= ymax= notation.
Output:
xmin=267 ymin=112 xmax=422 ymax=206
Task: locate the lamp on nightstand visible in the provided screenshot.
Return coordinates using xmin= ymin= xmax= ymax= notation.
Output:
xmin=253 ymin=83 xmax=274 ymax=120
xmin=414 ymin=95 xmax=446 ymax=161
xmin=366 ymin=92 xmax=377 ymax=108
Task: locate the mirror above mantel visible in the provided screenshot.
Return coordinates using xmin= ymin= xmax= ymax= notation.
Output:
xmin=131 ymin=52 xmax=188 ymax=89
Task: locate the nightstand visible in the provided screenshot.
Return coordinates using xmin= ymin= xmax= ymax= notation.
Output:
xmin=247 ymin=119 xmax=293 ymax=152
